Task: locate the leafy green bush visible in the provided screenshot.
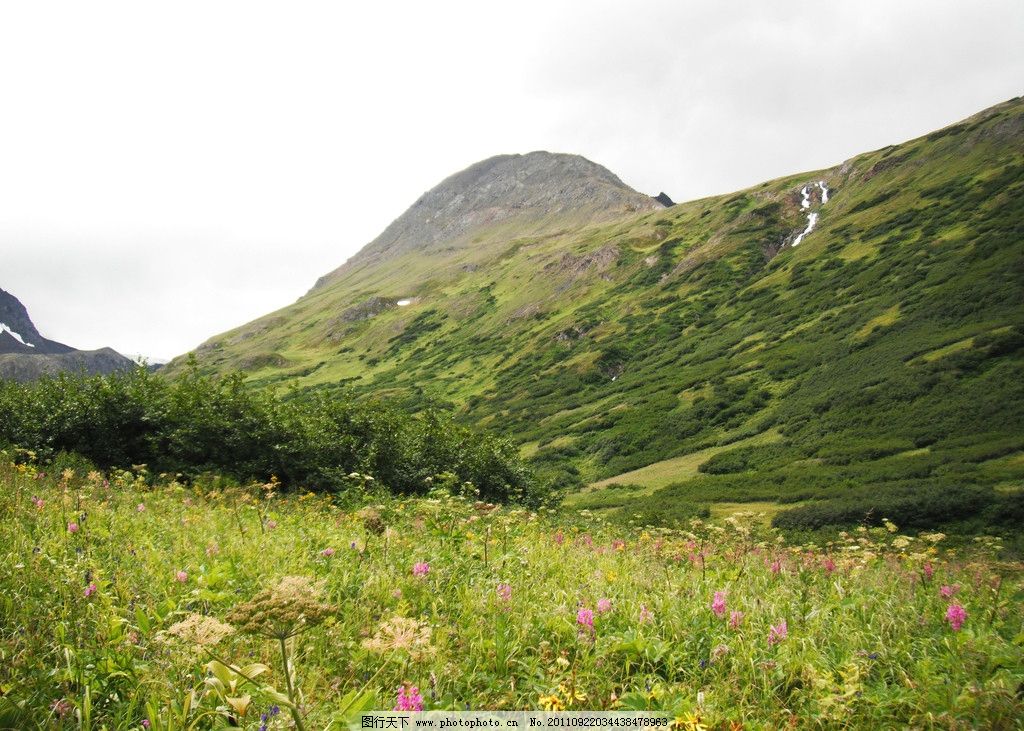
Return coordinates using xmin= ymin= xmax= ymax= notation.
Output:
xmin=620 ymin=497 xmax=710 ymax=528
xmin=770 ymin=484 xmax=999 ymax=531
xmin=697 ymin=443 xmax=794 ymax=474
xmin=0 ymin=363 xmax=541 ymax=504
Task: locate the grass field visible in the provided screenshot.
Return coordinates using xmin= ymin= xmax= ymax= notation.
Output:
xmin=2 ymin=461 xmax=1022 ymax=729
xmin=580 ymin=430 xmax=783 ymax=496
xmin=707 ymin=501 xmax=788 ymax=524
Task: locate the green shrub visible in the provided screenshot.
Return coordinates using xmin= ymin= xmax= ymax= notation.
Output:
xmin=0 ymin=364 xmax=541 ymax=504
xmin=770 ymin=485 xmax=996 ymax=531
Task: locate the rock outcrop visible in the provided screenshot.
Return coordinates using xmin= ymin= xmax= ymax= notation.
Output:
xmin=312 ymin=151 xmax=663 ymax=289
xmin=0 ymin=288 xmax=134 ymax=381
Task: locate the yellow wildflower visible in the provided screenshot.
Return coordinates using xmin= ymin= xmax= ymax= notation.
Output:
xmin=539 ymin=694 xmax=563 ymax=711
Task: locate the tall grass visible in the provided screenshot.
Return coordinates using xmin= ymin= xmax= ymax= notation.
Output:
xmin=1 ymin=461 xmax=1022 ymax=728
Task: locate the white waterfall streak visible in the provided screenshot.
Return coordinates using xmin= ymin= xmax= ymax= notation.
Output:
xmin=791 ymin=181 xmax=829 ymax=247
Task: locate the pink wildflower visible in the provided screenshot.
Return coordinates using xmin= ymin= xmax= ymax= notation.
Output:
xmin=496 ymin=583 xmax=512 ymax=602
xmin=729 ymin=610 xmax=744 ymax=629
xmin=392 ymin=588 xmax=402 ymax=598
xmin=266 ymin=520 xmax=277 ymax=530
xmin=51 ymin=699 xmax=73 ymax=718
xmin=67 ymin=522 xmax=79 ymax=533
xmin=394 ymin=683 xmax=424 ymax=712
xmin=923 ymin=562 xmax=934 ymax=580
xmin=768 ymin=619 xmax=788 ymax=645
xmin=553 ymin=532 xmax=565 ymax=545
xmin=638 ymin=604 xmax=654 ymax=624
xmin=136 ymin=503 xmax=146 ymax=513
xmin=597 ymin=598 xmax=612 ymax=614
xmin=175 ymin=571 xmax=188 ymax=583
xmin=940 ymin=584 xmax=959 ymax=599
xmin=412 ymin=562 xmax=430 ymax=577
xmin=770 ymin=559 xmax=782 ymax=574
xmin=823 ymin=557 xmax=836 ymax=574
xmin=612 ymin=539 xmax=625 ymax=551
xmin=946 ymin=603 xmax=967 ymax=631
xmin=577 ymin=607 xmax=595 ymax=630
xmin=31 ymin=496 xmax=44 ymax=509
xmin=84 ymin=582 xmax=97 ymax=598
xmin=711 ymin=591 xmax=727 ymax=618
xmin=321 ymin=547 xmax=335 ymax=558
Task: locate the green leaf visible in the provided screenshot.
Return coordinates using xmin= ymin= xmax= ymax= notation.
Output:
xmin=207 ymin=660 xmax=234 ymax=688
xmin=135 ymin=607 xmax=151 ymax=634
xmin=239 ymin=663 xmax=270 ymax=679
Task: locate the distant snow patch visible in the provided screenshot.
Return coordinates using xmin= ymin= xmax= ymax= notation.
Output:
xmin=0 ymin=322 xmax=34 ymax=347
xmin=396 ymin=299 xmax=412 ymax=307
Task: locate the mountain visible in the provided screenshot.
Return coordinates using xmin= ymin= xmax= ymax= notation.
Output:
xmin=311 ymin=151 xmax=664 ymax=290
xmin=170 ymin=98 xmax=1024 ymax=526
xmin=0 ymin=289 xmax=134 ymax=382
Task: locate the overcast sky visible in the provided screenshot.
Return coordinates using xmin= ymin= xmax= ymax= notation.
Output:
xmin=2 ymin=1 xmax=1022 ymax=361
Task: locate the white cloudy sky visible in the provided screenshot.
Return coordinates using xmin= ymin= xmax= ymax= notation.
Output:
xmin=2 ymin=1 xmax=1022 ymax=361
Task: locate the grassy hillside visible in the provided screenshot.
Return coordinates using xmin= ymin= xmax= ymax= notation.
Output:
xmin=173 ymin=98 xmax=1024 ymax=528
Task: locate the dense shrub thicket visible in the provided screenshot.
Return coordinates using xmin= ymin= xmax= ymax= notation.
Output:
xmin=770 ymin=484 xmax=1022 ymax=531
xmin=0 ymin=364 xmax=541 ymax=503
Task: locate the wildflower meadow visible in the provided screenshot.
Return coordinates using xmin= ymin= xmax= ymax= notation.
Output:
xmin=1 ymin=460 xmax=1022 ymax=729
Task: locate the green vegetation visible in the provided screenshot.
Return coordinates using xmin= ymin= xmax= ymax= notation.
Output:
xmin=169 ymin=98 xmax=1024 ymax=533
xmin=0 ymin=365 xmax=538 ymax=504
xmin=2 ymin=462 xmax=1022 ymax=727
xmin=2 ymin=99 xmax=1024 ymax=726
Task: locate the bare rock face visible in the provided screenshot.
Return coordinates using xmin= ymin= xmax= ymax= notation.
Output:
xmin=0 ymin=348 xmax=133 ymax=382
xmin=0 ymin=288 xmax=73 ymax=355
xmin=313 ymin=151 xmax=662 ymax=289
xmin=0 ymin=288 xmax=134 ymax=381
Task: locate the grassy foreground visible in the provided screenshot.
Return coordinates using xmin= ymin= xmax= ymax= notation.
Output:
xmin=1 ymin=463 xmax=1023 ymax=729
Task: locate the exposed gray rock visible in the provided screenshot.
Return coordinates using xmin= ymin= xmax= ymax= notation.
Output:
xmin=0 ymin=288 xmax=134 ymax=381
xmin=0 ymin=288 xmax=74 ymax=355
xmin=336 ymin=296 xmax=397 ymax=323
xmin=0 ymin=348 xmax=133 ymax=382
xmin=313 ymin=151 xmax=661 ymax=290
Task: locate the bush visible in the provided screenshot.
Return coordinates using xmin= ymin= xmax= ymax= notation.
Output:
xmin=770 ymin=485 xmax=996 ymax=531
xmin=0 ymin=364 xmax=541 ymax=504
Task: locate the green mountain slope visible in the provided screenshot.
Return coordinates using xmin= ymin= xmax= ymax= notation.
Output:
xmin=173 ymin=98 xmax=1024 ymax=526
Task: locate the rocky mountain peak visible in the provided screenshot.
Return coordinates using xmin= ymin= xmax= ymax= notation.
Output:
xmin=0 ymin=289 xmax=65 ymax=355
xmin=313 ymin=151 xmax=664 ymax=290
xmin=0 ymin=288 xmax=134 ymax=381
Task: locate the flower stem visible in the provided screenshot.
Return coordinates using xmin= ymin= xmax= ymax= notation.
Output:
xmin=279 ymin=636 xmax=306 ymax=731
